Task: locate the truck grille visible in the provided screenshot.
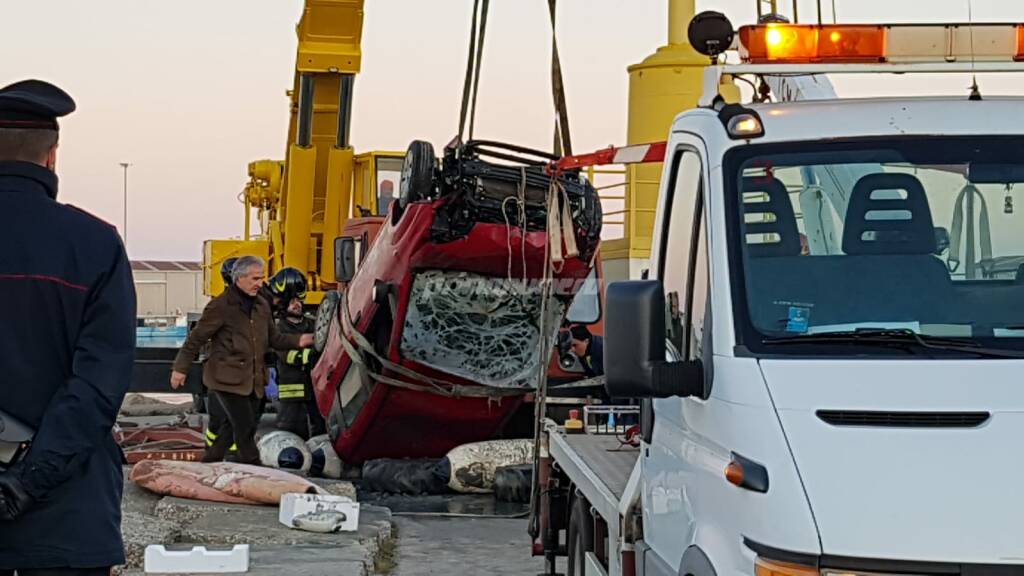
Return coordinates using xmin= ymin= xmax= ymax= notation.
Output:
xmin=816 ymin=410 xmax=990 ymax=428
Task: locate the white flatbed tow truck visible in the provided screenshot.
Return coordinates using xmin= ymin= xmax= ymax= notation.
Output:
xmin=532 ymin=12 xmax=1024 ymax=576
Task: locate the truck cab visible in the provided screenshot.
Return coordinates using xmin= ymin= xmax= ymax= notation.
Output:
xmin=544 ymin=16 xmax=1024 ymax=576
xmin=618 ymin=95 xmax=1024 ymax=576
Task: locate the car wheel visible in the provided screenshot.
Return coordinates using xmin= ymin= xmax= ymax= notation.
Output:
xmin=567 ymin=495 xmax=594 ymax=576
xmin=398 ymin=140 xmax=435 ymax=214
xmin=315 ymin=290 xmax=341 ymax=353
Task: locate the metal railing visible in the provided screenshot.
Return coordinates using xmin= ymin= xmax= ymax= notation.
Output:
xmin=585 ymin=164 xmax=660 ymax=248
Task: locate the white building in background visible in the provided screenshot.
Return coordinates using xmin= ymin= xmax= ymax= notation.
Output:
xmin=131 ymin=260 xmax=208 ymax=321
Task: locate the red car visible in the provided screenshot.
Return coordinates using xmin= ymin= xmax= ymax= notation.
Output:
xmin=312 ymin=140 xmax=602 ymax=464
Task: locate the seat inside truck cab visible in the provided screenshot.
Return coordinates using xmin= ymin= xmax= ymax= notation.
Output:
xmin=743 ymin=172 xmax=955 ymax=333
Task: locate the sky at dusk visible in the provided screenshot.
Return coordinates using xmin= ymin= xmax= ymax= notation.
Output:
xmin=2 ymin=0 xmax=1023 ymax=260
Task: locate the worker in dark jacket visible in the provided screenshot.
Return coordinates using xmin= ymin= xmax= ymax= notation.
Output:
xmin=200 ymin=258 xmax=241 ymax=456
xmin=273 ymin=285 xmax=327 ymax=440
xmin=0 ymin=80 xmax=136 ymax=575
xmin=569 ymin=324 xmax=605 ymax=378
xmin=171 ymin=255 xmax=313 ymax=464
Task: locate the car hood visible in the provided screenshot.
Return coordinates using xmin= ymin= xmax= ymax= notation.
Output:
xmin=760 ymin=359 xmax=1024 ymax=564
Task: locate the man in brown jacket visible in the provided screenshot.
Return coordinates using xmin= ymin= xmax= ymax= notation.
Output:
xmin=171 ymin=255 xmax=313 ymax=464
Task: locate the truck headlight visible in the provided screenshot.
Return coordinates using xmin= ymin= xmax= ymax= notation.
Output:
xmin=822 ymin=572 xmax=901 ymax=576
xmin=757 ymin=559 xmax=901 ymax=576
xmin=755 ymin=558 xmax=817 ymax=576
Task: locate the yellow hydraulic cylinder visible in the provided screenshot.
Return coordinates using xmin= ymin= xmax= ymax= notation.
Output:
xmin=321 ymin=146 xmax=354 ymax=284
xmin=269 ymin=220 xmax=286 ymax=273
xmin=282 ymin=144 xmax=318 ymax=273
xmin=244 ymin=197 xmax=251 ymax=241
xmin=617 ymin=0 xmax=708 ymax=262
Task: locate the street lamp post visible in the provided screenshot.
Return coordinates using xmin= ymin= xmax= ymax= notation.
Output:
xmin=119 ymin=162 xmax=130 ymax=247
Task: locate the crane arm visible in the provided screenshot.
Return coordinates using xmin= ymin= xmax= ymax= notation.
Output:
xmin=278 ymin=0 xmax=364 ymax=286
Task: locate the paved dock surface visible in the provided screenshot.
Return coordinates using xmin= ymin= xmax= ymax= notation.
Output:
xmin=364 ymin=492 xmax=559 ymax=576
xmin=391 ymin=515 xmax=549 ymax=576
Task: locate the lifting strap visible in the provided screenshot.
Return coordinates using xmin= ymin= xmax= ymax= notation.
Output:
xmin=458 ymin=0 xmax=491 ymax=143
xmin=458 ymin=0 xmax=572 ymax=154
xmin=548 ymin=0 xmax=572 ymax=156
xmin=546 ymin=181 xmax=579 ymax=266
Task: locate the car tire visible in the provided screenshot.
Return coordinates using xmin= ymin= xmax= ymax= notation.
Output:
xmin=567 ymin=495 xmax=594 ymax=576
xmin=315 ymin=290 xmax=341 ymax=353
xmin=397 ymin=140 xmax=435 ymax=216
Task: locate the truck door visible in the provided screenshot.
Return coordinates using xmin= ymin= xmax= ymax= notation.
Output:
xmin=643 ymin=140 xmax=711 ymax=570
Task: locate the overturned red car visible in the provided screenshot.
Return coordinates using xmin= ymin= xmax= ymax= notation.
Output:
xmin=311 ymin=140 xmax=602 ymax=464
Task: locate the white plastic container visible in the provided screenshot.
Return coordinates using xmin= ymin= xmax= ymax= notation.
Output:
xmin=144 ymin=544 xmax=249 ymax=573
xmin=278 ymin=492 xmax=360 ymax=532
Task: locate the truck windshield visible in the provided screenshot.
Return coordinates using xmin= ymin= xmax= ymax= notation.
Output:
xmin=725 ymin=136 xmax=1024 ymax=355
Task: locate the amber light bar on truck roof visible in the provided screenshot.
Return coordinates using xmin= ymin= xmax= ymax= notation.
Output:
xmin=738 ymin=23 xmax=1024 ymax=64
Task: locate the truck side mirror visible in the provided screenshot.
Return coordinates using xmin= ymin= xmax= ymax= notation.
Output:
xmin=605 ymin=280 xmax=702 ymax=399
xmin=334 ymin=237 xmax=357 ymax=283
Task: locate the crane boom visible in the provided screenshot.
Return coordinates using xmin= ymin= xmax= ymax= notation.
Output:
xmin=279 ymin=0 xmax=364 ymax=286
xmin=204 ymin=0 xmax=392 ymax=302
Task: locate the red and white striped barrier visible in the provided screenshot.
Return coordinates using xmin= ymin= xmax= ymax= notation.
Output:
xmin=550 ymin=141 xmax=667 ymax=172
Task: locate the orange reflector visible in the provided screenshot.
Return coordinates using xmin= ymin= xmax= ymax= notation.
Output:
xmin=754 ymin=558 xmax=819 ymax=576
xmin=739 ymin=24 xmax=886 ymax=63
xmin=740 ymin=25 xmax=815 ymax=62
xmin=1017 ymin=25 xmax=1024 ymax=61
xmin=818 ymin=26 xmax=886 ymax=61
xmin=725 ymin=460 xmax=745 ymax=486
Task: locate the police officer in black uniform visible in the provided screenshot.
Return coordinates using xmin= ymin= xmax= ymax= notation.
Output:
xmin=269 ymin=268 xmax=327 ymax=439
xmin=0 ymin=80 xmax=136 ymax=575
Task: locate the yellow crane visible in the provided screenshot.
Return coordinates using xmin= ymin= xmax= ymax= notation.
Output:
xmin=203 ymin=0 xmax=402 ymax=304
xmin=203 ymin=0 xmax=713 ymax=301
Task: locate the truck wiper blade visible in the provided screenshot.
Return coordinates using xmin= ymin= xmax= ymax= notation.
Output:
xmin=765 ymin=329 xmax=975 ymax=346
xmin=763 ymin=328 xmax=1024 ymax=358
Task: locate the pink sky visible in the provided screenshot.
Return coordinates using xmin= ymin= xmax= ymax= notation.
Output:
xmin=2 ymin=0 xmax=1022 ymax=260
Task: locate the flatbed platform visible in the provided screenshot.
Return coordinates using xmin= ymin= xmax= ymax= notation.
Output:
xmin=546 ymin=424 xmax=640 ymax=527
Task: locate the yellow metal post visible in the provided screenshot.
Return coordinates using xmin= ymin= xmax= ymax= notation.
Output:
xmin=603 ymin=0 xmax=707 ymax=280
xmin=321 ymin=146 xmax=355 ymax=284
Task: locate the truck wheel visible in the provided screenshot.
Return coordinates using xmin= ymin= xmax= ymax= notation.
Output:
xmin=567 ymin=495 xmax=594 ymax=576
xmin=397 ymin=140 xmax=435 ymax=216
xmin=314 ymin=290 xmax=341 ymax=353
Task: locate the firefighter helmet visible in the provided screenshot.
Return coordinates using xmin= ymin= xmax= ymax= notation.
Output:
xmin=220 ymin=257 xmax=239 ymax=287
xmin=268 ymin=267 xmax=308 ymax=303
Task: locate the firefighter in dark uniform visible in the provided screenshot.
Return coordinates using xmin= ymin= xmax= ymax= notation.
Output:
xmin=268 ymin=268 xmax=327 ymax=439
xmin=0 ymin=80 xmax=136 ymax=575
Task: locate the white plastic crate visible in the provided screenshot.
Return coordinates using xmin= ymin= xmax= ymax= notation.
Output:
xmin=144 ymin=544 xmax=249 ymax=574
